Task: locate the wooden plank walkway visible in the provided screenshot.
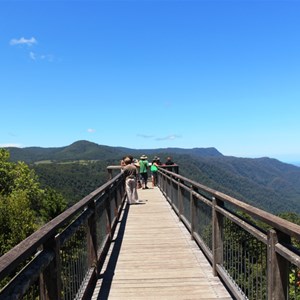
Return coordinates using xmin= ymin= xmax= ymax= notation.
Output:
xmin=90 ymin=187 xmax=233 ymax=300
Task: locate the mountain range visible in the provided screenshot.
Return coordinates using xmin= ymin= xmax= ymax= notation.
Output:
xmin=6 ymin=140 xmax=222 ymax=163
xmin=5 ymin=140 xmax=300 ymax=215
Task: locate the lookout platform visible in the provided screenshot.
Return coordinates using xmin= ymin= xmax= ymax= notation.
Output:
xmin=90 ymin=187 xmax=233 ymax=299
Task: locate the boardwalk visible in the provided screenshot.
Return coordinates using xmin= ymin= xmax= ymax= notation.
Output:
xmin=91 ymin=187 xmax=233 ymax=300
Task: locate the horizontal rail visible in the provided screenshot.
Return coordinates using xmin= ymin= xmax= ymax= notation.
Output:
xmin=160 ymin=168 xmax=300 ymax=240
xmin=2 ymin=164 xmax=300 ymax=300
xmin=0 ymin=172 xmax=126 ymax=300
xmin=157 ymin=167 xmax=300 ymax=300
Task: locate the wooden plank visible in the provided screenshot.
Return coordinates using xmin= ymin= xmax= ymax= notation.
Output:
xmin=90 ymin=187 xmax=233 ymax=299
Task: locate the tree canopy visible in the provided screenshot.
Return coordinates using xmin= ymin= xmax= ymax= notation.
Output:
xmin=0 ymin=149 xmax=67 ymax=255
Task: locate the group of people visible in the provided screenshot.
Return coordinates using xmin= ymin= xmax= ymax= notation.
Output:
xmin=121 ymin=155 xmax=175 ymax=205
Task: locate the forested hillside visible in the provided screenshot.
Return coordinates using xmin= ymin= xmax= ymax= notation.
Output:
xmin=7 ymin=140 xmax=222 ymax=163
xmin=0 ymin=149 xmax=66 ymax=255
xmin=5 ymin=140 xmax=300 ymax=215
xmin=174 ymin=154 xmax=300 ymax=214
xmin=33 ymin=161 xmax=109 ymax=206
xmin=6 ymin=140 xmax=127 ymax=163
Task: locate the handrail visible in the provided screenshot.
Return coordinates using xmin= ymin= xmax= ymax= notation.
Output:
xmin=1 ymin=165 xmax=300 ymax=300
xmin=161 ymin=169 xmax=300 ymax=240
xmin=157 ymin=166 xmax=300 ymax=300
xmin=0 ymin=172 xmax=126 ymax=300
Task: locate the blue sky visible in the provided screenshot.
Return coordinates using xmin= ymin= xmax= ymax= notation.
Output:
xmin=1 ymin=0 xmax=300 ymax=163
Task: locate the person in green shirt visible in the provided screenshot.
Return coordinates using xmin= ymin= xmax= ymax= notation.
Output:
xmin=139 ymin=155 xmax=149 ymax=189
xmin=150 ymin=158 xmax=159 ymax=187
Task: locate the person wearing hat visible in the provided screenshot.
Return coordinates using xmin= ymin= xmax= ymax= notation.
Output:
xmin=139 ymin=155 xmax=149 ymax=189
xmin=123 ymin=157 xmax=139 ymax=204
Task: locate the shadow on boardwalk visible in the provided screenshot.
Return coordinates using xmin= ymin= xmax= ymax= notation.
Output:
xmin=97 ymin=203 xmax=130 ymax=299
xmin=91 ymin=187 xmax=233 ymax=300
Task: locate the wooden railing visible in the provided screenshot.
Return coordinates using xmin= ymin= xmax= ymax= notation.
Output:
xmin=0 ymin=173 xmax=126 ymax=300
xmin=1 ymin=165 xmax=300 ymax=300
xmin=157 ymin=167 xmax=300 ymax=300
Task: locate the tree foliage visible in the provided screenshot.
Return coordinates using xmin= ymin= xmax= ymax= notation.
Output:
xmin=0 ymin=149 xmax=67 ymax=255
xmin=6 ymin=140 xmax=300 ymax=215
xmin=0 ymin=190 xmax=36 ymax=254
xmin=32 ymin=160 xmax=109 ymax=206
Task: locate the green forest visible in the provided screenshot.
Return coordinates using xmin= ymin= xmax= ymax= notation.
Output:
xmin=6 ymin=140 xmax=300 ymax=214
xmin=0 ymin=149 xmax=66 ymax=256
xmin=32 ymin=160 xmax=110 ymax=206
xmin=2 ymin=140 xmax=300 ymax=256
xmin=1 ymin=141 xmax=300 ymax=299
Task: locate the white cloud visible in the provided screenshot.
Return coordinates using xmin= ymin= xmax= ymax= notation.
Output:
xmin=10 ymin=37 xmax=54 ymax=62
xmin=87 ymin=128 xmax=96 ymax=133
xmin=29 ymin=52 xmax=54 ymax=62
xmin=10 ymin=37 xmax=37 ymax=46
xmin=137 ymin=133 xmax=181 ymax=141
xmin=156 ymin=135 xmax=181 ymax=141
xmin=40 ymin=54 xmax=54 ymax=61
xmin=137 ymin=134 xmax=154 ymax=138
xmin=29 ymin=51 xmax=36 ymax=60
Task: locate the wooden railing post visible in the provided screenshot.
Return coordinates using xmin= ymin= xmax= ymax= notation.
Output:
xmin=171 ymin=176 xmax=175 ymax=207
xmin=173 ymin=165 xmax=179 ymax=174
xmin=190 ymin=186 xmax=197 ymax=240
xmin=167 ymin=175 xmax=171 ymax=204
xmin=163 ymin=171 xmax=167 ymax=196
xmin=106 ymin=192 xmax=113 ymax=241
xmin=87 ymin=201 xmax=97 ymax=269
xmin=178 ymin=178 xmax=183 ymax=221
xmin=107 ymin=166 xmax=122 ymax=180
xmin=113 ymin=188 xmax=118 ymax=216
xmin=212 ymin=197 xmax=224 ymax=276
xmin=267 ymin=229 xmax=289 ymax=300
xmin=40 ymin=237 xmax=61 ymax=300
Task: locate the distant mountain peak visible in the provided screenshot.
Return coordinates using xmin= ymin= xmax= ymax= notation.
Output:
xmin=69 ymin=140 xmax=98 ymax=147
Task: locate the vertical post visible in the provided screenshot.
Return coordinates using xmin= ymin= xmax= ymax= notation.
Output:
xmin=107 ymin=168 xmax=113 ymax=180
xmin=212 ymin=197 xmax=224 ymax=276
xmin=113 ymin=188 xmax=118 ymax=217
xmin=171 ymin=177 xmax=174 ymax=207
xmin=172 ymin=176 xmax=178 ymax=210
xmin=157 ymin=168 xmax=161 ymax=188
xmin=163 ymin=171 xmax=167 ymax=197
xmin=190 ymin=185 xmax=197 ymax=240
xmin=173 ymin=165 xmax=179 ymax=174
xmin=87 ymin=201 xmax=97 ymax=269
xmin=178 ymin=178 xmax=183 ymax=221
xmin=106 ymin=192 xmax=112 ymax=241
xmin=267 ymin=229 xmax=289 ymax=300
xmin=40 ymin=237 xmax=61 ymax=300
xmin=166 ymin=175 xmax=170 ymax=203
